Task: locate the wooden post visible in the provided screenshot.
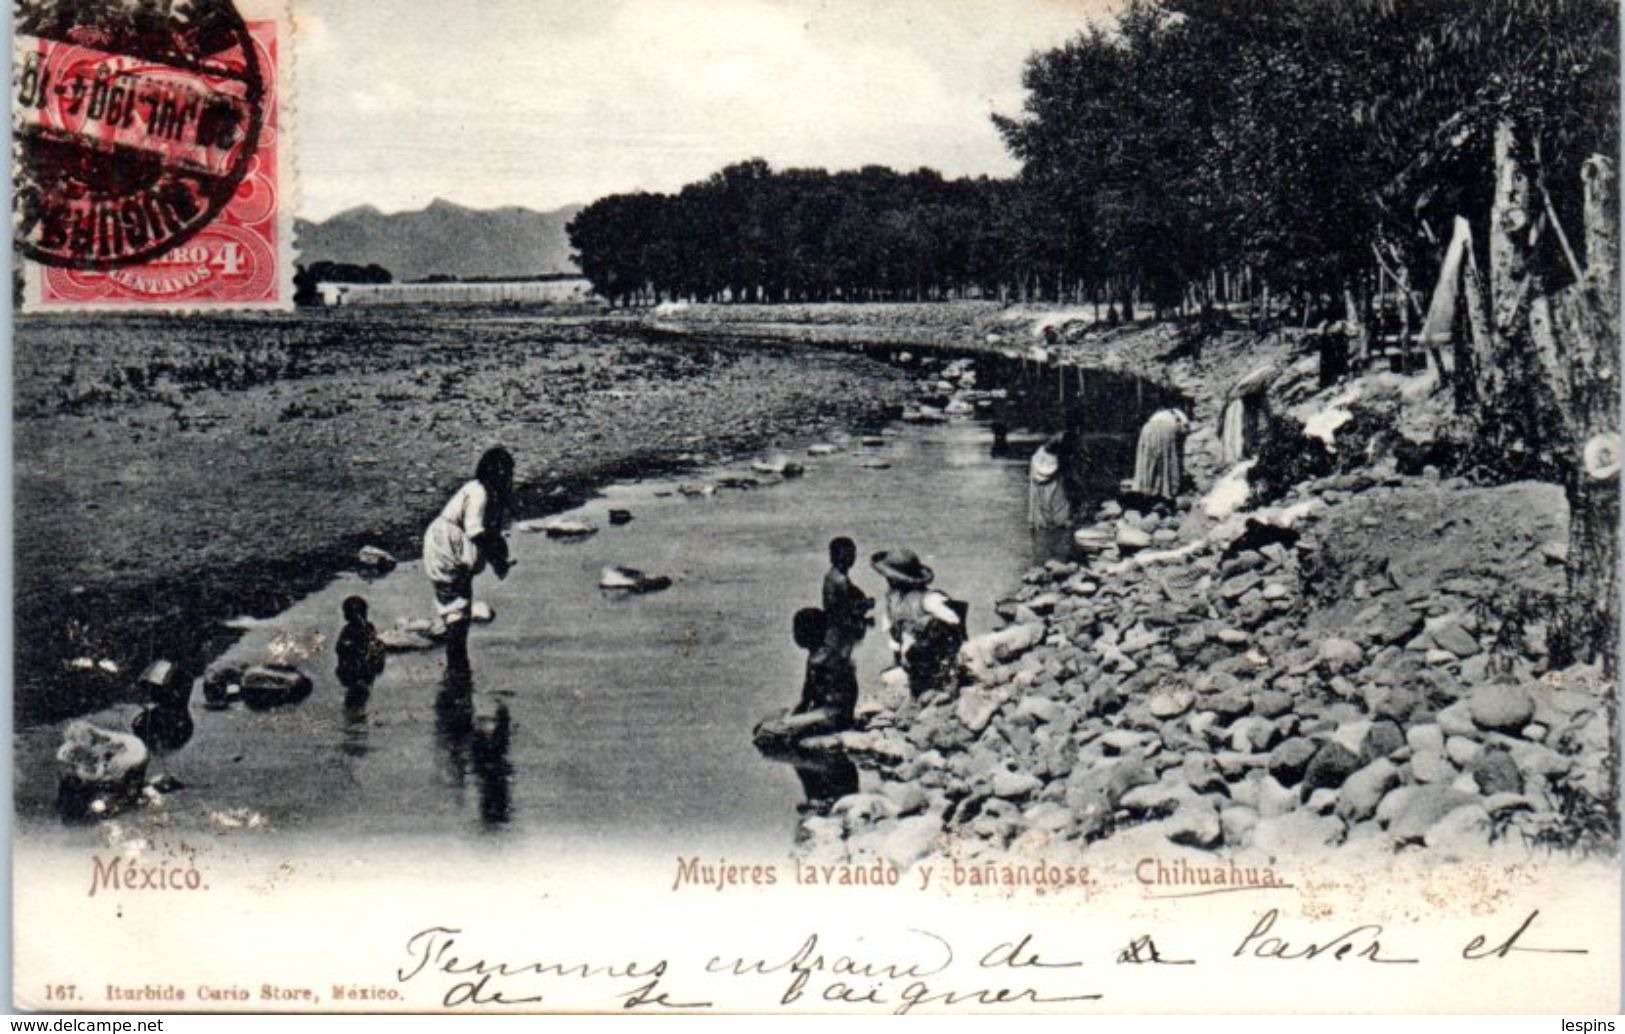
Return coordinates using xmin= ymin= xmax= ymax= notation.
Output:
xmin=1583 ymin=155 xmax=1618 ymax=315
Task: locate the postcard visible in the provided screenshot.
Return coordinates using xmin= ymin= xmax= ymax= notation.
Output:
xmin=11 ymin=0 xmax=1621 ymax=1014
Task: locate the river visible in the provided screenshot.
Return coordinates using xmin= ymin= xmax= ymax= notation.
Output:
xmin=15 ymin=344 xmax=1180 ymax=861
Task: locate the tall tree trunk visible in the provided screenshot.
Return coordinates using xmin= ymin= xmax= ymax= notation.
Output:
xmin=1480 ymin=117 xmax=1539 ymax=445
xmin=1489 ymin=129 xmax=1619 ymax=675
xmin=1459 ymin=239 xmax=1491 ymax=412
xmin=1528 ymin=156 xmax=1620 ymax=674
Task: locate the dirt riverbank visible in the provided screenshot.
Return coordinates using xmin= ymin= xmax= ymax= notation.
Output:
xmin=14 ymin=309 xmax=916 ymax=724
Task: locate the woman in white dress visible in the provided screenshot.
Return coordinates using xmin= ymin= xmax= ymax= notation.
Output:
xmin=423 ymin=447 xmax=514 ymax=665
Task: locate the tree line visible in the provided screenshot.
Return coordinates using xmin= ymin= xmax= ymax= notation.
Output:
xmin=569 ymin=0 xmax=1614 ymax=326
xmin=567 ymin=163 xmax=1049 ymax=306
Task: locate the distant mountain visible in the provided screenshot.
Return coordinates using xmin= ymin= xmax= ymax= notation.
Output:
xmin=294 ymin=199 xmax=583 ymax=281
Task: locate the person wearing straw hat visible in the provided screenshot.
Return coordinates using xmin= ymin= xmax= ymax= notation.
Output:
xmin=871 ymin=548 xmax=966 ymax=694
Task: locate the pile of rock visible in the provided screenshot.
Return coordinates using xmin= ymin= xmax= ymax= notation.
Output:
xmin=796 ymin=472 xmax=1611 ymax=869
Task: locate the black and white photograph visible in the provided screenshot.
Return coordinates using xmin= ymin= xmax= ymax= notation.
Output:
xmin=9 ymin=0 xmax=1622 ymax=1014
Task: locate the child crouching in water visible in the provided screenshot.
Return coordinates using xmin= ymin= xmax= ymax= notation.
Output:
xmin=753 ymin=607 xmax=858 ymax=749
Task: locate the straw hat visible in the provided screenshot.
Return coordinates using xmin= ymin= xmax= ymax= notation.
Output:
xmin=871 ymin=548 xmax=934 ymax=588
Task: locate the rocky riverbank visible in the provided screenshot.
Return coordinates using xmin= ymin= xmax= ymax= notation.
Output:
xmin=666 ymin=303 xmax=1618 ymax=868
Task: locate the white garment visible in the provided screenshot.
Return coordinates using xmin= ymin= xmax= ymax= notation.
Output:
xmin=1133 ymin=409 xmax=1190 ymax=500
xmin=1220 ymin=397 xmax=1248 ymax=466
xmin=422 ymin=480 xmax=490 ymax=586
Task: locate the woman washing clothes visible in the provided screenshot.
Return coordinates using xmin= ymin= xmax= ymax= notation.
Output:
xmin=422 ymin=446 xmax=515 ymax=668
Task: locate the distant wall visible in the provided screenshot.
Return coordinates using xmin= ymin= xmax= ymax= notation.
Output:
xmin=317 ymin=277 xmax=599 ymax=306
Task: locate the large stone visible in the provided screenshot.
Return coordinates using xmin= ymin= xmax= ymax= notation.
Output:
xmin=1337 ymin=759 xmax=1401 ymax=823
xmin=1356 ymin=600 xmax=1423 ymax=646
xmin=537 ymin=516 xmax=599 ymax=538
xmin=1302 ymin=740 xmax=1361 ymax=792
xmin=1208 ymin=691 xmax=1253 ymax=720
xmin=1406 ymin=723 xmax=1445 ymax=755
xmin=1331 ymin=719 xmax=1373 ymax=757
xmin=832 ymin=792 xmax=900 ymax=829
xmin=961 ymin=623 xmax=1044 ymax=683
xmin=1362 ymin=720 xmax=1406 ymax=762
xmin=240 ymin=665 xmax=313 ymax=710
xmin=378 ymin=628 xmax=438 ymax=652
xmin=1015 ymin=695 xmax=1063 ymax=725
xmin=1267 ymin=737 xmax=1317 ymax=786
xmin=1254 ymin=774 xmax=1300 ymax=818
xmin=956 ymin=680 xmax=1014 ymax=733
xmin=1166 ymin=800 xmax=1223 ymax=849
xmin=1364 ymin=685 xmax=1421 ymax=722
xmin=1219 ymin=572 xmax=1264 ymax=601
xmin=1410 ymin=750 xmax=1457 ymax=784
xmin=1064 ymin=759 xmax=1155 ymax=826
xmin=1229 ymin=716 xmax=1280 ymax=754
xmin=1221 ymin=806 xmax=1260 ymax=847
xmin=1316 ymin=638 xmax=1365 ymax=673
xmin=1121 ymin=778 xmax=1200 ymax=815
xmin=357 ymin=545 xmax=397 ymax=572
xmin=1253 ymin=690 xmax=1294 ymax=719
xmin=1428 ymin=616 xmax=1483 ymax=658
xmin=1472 ymin=749 xmax=1524 ymax=796
xmin=1099 ymin=730 xmax=1153 ymax=756
xmin=599 ymin=565 xmax=671 ymax=592
xmin=1509 ymin=741 xmax=1572 ymax=781
xmin=1444 ymin=735 xmax=1483 ymax=768
xmin=1469 ymin=685 xmax=1535 ymax=732
xmin=880 ymin=815 xmax=942 ymax=867
xmin=1213 ymin=750 xmax=1268 ymax=779
xmin=1120 ymin=628 xmax=1166 ymax=655
xmin=1116 ymin=524 xmax=1153 ymax=553
xmin=1024 ymin=801 xmax=1076 ymax=834
xmin=1424 ymin=804 xmax=1493 ymax=854
xmin=1251 ymin=811 xmax=1343 ymax=857
xmin=57 ymin=721 xmax=149 ymax=787
xmin=992 ymin=770 xmax=1043 ymax=801
xmin=1149 ymin=689 xmax=1195 ymax=720
xmin=1172 ymin=627 xmax=1209 ymax=656
xmin=1388 ymin=785 xmax=1483 ymax=841
xmin=1436 ymin=700 xmax=1477 ymax=738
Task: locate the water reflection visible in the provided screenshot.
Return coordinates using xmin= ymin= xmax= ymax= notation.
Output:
xmin=756 ymin=741 xmax=860 ymax=817
xmin=131 ymin=704 xmax=195 ymax=753
xmin=434 ymin=663 xmax=514 ymax=828
xmin=340 ymin=701 xmax=370 ymax=760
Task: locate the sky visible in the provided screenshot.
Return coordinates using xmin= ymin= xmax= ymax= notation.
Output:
xmin=293 ymin=0 xmax=1112 ymax=219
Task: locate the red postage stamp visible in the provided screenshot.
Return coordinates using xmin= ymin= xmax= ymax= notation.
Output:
xmin=15 ymin=0 xmax=292 ymax=310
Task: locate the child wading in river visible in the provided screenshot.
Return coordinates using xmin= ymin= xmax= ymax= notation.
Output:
xmin=821 ymin=536 xmax=873 ymax=660
xmin=335 ymin=595 xmax=386 ymax=710
xmin=422 ymin=447 xmax=515 ymax=668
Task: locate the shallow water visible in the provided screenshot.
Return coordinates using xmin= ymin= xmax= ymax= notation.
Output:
xmin=16 ymin=353 xmax=1174 ymax=859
